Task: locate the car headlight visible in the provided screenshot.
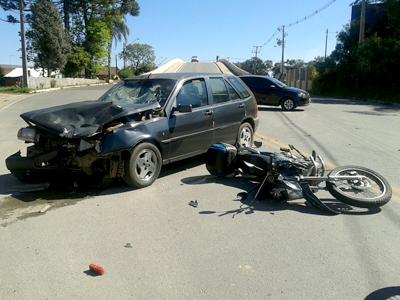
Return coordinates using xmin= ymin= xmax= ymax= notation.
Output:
xmin=298 ymin=92 xmax=307 ymax=98
xmin=17 ymin=128 xmax=39 ymax=143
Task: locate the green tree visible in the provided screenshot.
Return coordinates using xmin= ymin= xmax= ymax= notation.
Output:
xmin=238 ymin=57 xmax=268 ymax=75
xmin=84 ymin=19 xmax=112 ymax=77
xmin=119 ymin=43 xmax=156 ymax=75
xmin=63 ymin=47 xmax=91 ymax=77
xmin=26 ymin=0 xmax=70 ymax=76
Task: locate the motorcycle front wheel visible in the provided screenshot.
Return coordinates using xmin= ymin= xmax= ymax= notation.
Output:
xmin=326 ymin=165 xmax=392 ymax=208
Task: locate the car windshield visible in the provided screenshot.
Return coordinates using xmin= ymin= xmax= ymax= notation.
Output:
xmin=269 ymin=77 xmax=287 ymax=87
xmin=99 ymin=78 xmax=176 ymax=107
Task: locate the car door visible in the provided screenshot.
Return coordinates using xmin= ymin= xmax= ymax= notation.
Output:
xmin=166 ymin=78 xmax=214 ymax=160
xmin=262 ymin=78 xmax=281 ymax=105
xmin=208 ymin=77 xmax=245 ymax=144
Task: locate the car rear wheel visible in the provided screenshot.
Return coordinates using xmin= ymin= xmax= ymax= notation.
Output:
xmin=236 ymin=122 xmax=254 ymax=147
xmin=281 ymin=98 xmax=296 ymax=111
xmin=123 ymin=142 xmax=162 ymax=188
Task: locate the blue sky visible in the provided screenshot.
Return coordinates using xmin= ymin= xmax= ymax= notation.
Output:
xmin=0 ymin=0 xmax=352 ymax=66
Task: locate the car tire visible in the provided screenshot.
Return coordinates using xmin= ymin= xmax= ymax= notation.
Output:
xmin=123 ymin=142 xmax=162 ymax=188
xmin=281 ymin=98 xmax=296 ymax=111
xmin=236 ymin=122 xmax=254 ymax=147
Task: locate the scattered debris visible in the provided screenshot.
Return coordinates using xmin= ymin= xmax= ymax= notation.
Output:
xmin=88 ymin=264 xmax=105 ymax=276
xmin=124 ymin=243 xmax=133 ymax=248
xmin=188 ymin=200 xmax=198 ymax=208
xmin=38 ymin=204 xmax=51 ymax=213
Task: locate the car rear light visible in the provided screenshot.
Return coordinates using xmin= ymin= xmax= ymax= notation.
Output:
xmin=17 ymin=128 xmax=39 ymax=143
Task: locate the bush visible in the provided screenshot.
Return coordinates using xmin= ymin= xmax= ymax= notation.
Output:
xmin=118 ymin=68 xmax=134 ymax=79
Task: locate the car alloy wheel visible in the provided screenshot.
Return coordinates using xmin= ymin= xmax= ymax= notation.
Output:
xmin=237 ymin=122 xmax=254 ymax=147
xmin=123 ymin=142 xmax=162 ymax=188
xmin=135 ymin=149 xmax=157 ymax=181
xmin=282 ymin=98 xmax=295 ymax=111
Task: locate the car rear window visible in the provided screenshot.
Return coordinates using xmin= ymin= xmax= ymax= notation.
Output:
xmin=227 ymin=77 xmax=251 ymax=99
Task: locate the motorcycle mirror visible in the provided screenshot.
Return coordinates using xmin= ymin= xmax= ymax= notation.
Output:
xmin=254 ymin=141 xmax=263 ymax=148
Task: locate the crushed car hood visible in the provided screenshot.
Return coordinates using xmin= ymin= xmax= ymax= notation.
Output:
xmin=21 ymin=100 xmax=160 ymax=138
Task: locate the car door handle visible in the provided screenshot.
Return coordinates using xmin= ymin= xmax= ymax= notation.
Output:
xmin=205 ymin=110 xmax=213 ymax=116
xmin=238 ymin=103 xmax=245 ymax=108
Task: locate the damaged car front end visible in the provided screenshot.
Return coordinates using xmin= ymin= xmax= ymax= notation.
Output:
xmin=6 ymin=78 xmax=175 ymax=187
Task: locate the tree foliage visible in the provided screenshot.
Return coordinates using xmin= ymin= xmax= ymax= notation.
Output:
xmin=26 ymin=0 xmax=70 ymax=76
xmin=311 ymin=0 xmax=400 ymax=98
xmin=237 ymin=57 xmax=271 ymax=75
xmin=119 ymin=43 xmax=156 ymax=75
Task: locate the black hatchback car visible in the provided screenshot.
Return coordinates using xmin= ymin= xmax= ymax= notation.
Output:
xmin=239 ymin=75 xmax=310 ymax=111
xmin=6 ymin=73 xmax=258 ymax=188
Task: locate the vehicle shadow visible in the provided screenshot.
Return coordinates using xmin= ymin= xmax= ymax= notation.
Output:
xmin=257 ymin=106 xmax=305 ymax=112
xmin=311 ymin=97 xmax=400 ymax=112
xmin=0 ymin=155 xmax=208 ymax=203
xmin=181 ymin=175 xmax=381 ymax=217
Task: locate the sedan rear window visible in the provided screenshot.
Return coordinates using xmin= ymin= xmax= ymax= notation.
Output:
xmin=99 ymin=79 xmax=176 ymax=107
xmin=227 ymin=77 xmax=251 ymax=98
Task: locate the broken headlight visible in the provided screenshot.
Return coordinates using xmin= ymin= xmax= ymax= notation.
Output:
xmin=17 ymin=128 xmax=39 ymax=143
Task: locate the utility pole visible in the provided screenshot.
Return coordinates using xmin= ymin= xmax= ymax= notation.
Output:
xmin=359 ymin=0 xmax=366 ymax=44
xmin=252 ymin=45 xmax=262 ymax=74
xmin=280 ymin=25 xmax=285 ymax=75
xmin=115 ymin=54 xmax=118 ymax=77
xmin=19 ymin=0 xmax=28 ymax=88
xmin=123 ymin=42 xmax=126 ymax=69
xmin=324 ymin=28 xmax=329 ymax=60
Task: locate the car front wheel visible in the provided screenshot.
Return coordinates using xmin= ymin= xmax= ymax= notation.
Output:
xmin=123 ymin=142 xmax=162 ymax=188
xmin=281 ymin=98 xmax=296 ymax=111
xmin=236 ymin=122 xmax=254 ymax=147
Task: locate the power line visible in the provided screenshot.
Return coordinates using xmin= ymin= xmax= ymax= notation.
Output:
xmin=285 ymin=0 xmax=338 ymax=28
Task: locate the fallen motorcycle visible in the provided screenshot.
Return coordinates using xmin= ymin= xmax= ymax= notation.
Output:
xmin=206 ymin=143 xmax=392 ymax=214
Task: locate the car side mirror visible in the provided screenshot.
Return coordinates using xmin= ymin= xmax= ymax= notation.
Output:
xmin=175 ymin=104 xmax=192 ymax=113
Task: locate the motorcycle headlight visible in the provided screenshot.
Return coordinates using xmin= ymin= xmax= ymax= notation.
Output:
xmin=17 ymin=128 xmax=39 ymax=143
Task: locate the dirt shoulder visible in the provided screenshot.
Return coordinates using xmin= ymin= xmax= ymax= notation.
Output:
xmin=0 ymin=93 xmax=33 ymax=111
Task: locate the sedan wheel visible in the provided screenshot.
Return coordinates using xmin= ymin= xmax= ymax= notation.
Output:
xmin=237 ymin=122 xmax=254 ymax=147
xmin=281 ymin=98 xmax=295 ymax=111
xmin=123 ymin=142 xmax=162 ymax=188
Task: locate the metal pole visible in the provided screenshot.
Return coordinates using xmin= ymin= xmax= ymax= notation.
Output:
xmin=123 ymin=42 xmax=126 ymax=69
xmin=324 ymin=29 xmax=328 ymax=60
xmin=19 ymin=0 xmax=28 ymax=88
xmin=359 ymin=0 xmax=366 ymax=44
xmin=280 ymin=25 xmax=285 ymax=75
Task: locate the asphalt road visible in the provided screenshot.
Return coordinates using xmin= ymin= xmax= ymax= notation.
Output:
xmin=0 ymin=86 xmax=399 ymax=299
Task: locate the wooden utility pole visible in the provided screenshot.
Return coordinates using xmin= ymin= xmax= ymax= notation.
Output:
xmin=359 ymin=0 xmax=366 ymax=44
xmin=252 ymin=45 xmax=262 ymax=74
xmin=19 ymin=0 xmax=28 ymax=88
xmin=324 ymin=29 xmax=329 ymax=60
xmin=280 ymin=25 xmax=285 ymax=75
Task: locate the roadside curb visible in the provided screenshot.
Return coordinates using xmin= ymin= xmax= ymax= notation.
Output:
xmin=31 ymin=82 xmax=111 ymax=93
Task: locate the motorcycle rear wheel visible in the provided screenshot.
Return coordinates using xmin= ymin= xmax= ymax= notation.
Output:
xmin=326 ymin=165 xmax=392 ymax=208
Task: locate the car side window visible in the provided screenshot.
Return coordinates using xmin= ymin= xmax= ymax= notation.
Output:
xmin=209 ymin=78 xmax=230 ymax=104
xmin=227 ymin=77 xmax=251 ymax=98
xmin=224 ymin=80 xmax=240 ymax=100
xmin=176 ymin=79 xmax=208 ymax=109
xmin=263 ymin=78 xmax=273 ymax=88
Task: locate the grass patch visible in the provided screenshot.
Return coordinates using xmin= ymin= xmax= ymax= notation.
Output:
xmin=0 ymin=87 xmax=32 ymax=94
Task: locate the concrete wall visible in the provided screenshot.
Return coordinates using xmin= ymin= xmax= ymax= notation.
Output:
xmin=27 ymin=77 xmax=104 ymax=89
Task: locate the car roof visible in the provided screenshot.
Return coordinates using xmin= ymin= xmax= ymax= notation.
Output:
xmin=127 ymin=73 xmax=235 ymax=81
xmin=239 ymin=75 xmax=270 ymax=78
